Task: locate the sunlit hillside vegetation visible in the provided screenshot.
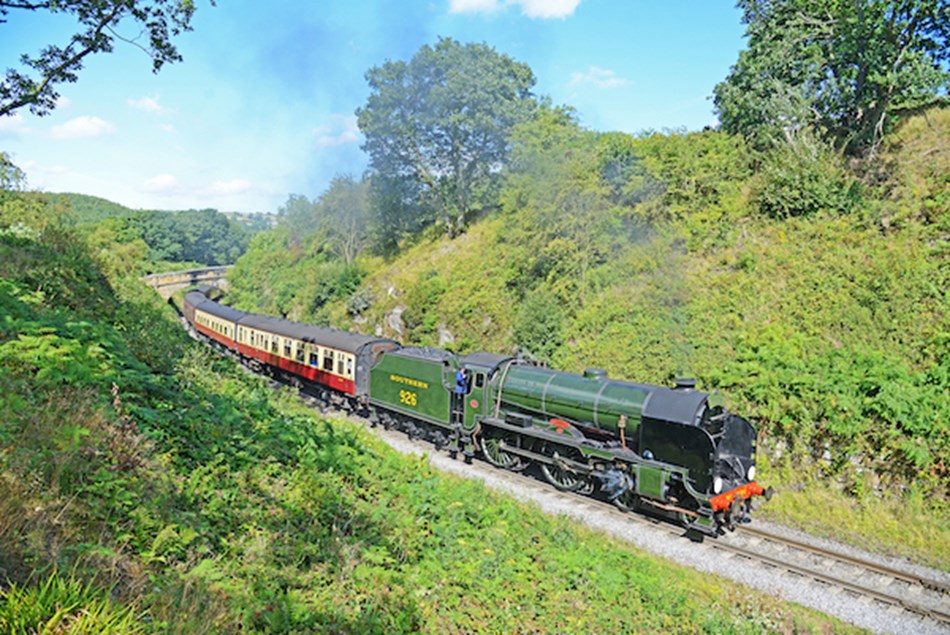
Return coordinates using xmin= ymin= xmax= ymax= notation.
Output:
xmin=227 ymin=107 xmax=949 ymax=565
xmin=0 ymin=195 xmax=855 ymax=632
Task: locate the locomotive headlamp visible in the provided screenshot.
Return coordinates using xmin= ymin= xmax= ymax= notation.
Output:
xmin=713 ymin=476 xmax=723 ymax=494
xmin=747 ymin=465 xmax=756 ymax=482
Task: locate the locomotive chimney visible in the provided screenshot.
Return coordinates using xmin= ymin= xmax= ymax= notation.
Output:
xmin=673 ymin=378 xmax=696 ymax=390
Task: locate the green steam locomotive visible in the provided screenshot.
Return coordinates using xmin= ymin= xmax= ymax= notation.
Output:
xmin=184 ymin=286 xmax=770 ymax=536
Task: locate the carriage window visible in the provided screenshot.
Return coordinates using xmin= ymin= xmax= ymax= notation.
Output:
xmin=271 ymin=337 xmax=279 ymax=354
xmin=295 ymin=345 xmax=305 ymax=363
xmin=337 ymin=355 xmax=344 ymax=375
xmin=323 ymin=353 xmax=334 ymax=372
xmin=309 ymin=352 xmax=319 ymax=366
xmin=283 ymin=340 xmax=292 ymax=358
xmin=346 ymin=358 xmax=353 ymax=377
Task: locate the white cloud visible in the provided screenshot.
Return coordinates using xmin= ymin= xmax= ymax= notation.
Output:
xmin=450 ymin=0 xmax=502 ymax=13
xmin=55 ymin=96 xmax=72 ymax=109
xmin=207 ymin=179 xmax=252 ymax=196
xmin=449 ymin=0 xmax=580 ymax=19
xmin=0 ymin=113 xmax=30 ymax=137
xmin=143 ymin=173 xmax=179 ymax=193
xmin=161 ymin=123 xmax=177 ymax=134
xmin=128 ymin=96 xmax=165 ymax=113
xmin=515 ymin=0 xmax=580 ymax=19
xmin=50 ymin=116 xmax=115 ymax=139
xmin=569 ymin=65 xmax=629 ymax=89
xmin=313 ymin=114 xmax=360 ymax=148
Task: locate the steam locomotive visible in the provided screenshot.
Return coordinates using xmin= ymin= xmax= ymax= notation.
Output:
xmin=183 ymin=286 xmax=771 ymax=536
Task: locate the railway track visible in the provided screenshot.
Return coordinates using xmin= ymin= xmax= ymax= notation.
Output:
xmin=720 ymin=524 xmax=950 ymax=628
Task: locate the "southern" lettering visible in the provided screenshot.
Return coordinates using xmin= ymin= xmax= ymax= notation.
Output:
xmin=389 ymin=374 xmax=429 ymax=390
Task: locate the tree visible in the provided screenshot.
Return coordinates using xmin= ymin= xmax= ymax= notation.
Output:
xmin=276 ymin=194 xmax=319 ymax=249
xmin=1 ymin=151 xmax=63 ymax=230
xmin=316 ymin=175 xmax=371 ymax=266
xmin=1 ymin=0 xmax=211 ymax=118
xmin=714 ymin=0 xmax=950 ymax=155
xmin=0 ymin=151 xmax=25 ymax=193
xmin=356 ymin=37 xmax=537 ymax=238
xmin=501 ymin=106 xmax=626 ymax=305
xmin=367 ymin=172 xmax=436 ymax=256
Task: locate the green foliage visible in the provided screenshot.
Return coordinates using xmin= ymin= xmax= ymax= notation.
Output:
xmin=42 ymin=193 xmax=134 ymax=226
xmin=1 ymin=156 xmax=70 ymax=234
xmin=275 ymin=177 xmax=372 ymax=264
xmin=357 ymin=37 xmax=537 ymax=238
xmin=710 ymin=325 xmax=948 ymax=486
xmin=634 ymin=128 xmax=753 ymax=223
xmin=754 ymin=129 xmax=863 ymax=218
xmin=367 ymin=173 xmax=438 ymax=256
xmin=226 ymin=226 xmax=365 ymax=324
xmin=513 ymin=288 xmax=564 ymax=363
xmin=870 ymin=106 xmax=950 ymax=233
xmin=401 ymin=269 xmax=448 ymax=344
xmin=713 ymin=0 xmax=950 ymax=154
xmin=119 ymin=208 xmax=250 ymax=265
xmin=501 ymin=106 xmax=642 ymax=306
xmin=0 ymin=179 xmax=898 ymax=631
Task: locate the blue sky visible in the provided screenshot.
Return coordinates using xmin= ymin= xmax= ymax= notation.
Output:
xmin=0 ymin=1 xmax=746 ymax=214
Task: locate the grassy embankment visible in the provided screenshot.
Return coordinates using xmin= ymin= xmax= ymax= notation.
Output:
xmin=0 ymin=219 xmax=858 ymax=631
xmin=228 ymin=109 xmax=948 ymax=570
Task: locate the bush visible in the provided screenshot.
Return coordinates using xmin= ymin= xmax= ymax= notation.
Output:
xmin=513 ymin=288 xmax=564 ymax=364
xmin=755 ymin=129 xmax=862 ymax=218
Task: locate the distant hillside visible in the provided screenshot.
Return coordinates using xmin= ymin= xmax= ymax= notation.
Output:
xmin=42 ymin=192 xmax=134 ymax=225
xmin=42 ymin=192 xmax=276 ymax=230
xmin=36 ymin=192 xmax=274 ymax=267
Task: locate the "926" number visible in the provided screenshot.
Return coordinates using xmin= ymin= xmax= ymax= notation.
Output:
xmin=399 ymin=390 xmax=417 ymax=407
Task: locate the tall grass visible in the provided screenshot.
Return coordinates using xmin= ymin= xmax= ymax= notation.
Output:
xmin=0 ymin=574 xmax=143 ymax=635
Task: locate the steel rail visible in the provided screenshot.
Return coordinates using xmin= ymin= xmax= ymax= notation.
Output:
xmin=738 ymin=524 xmax=950 ymax=595
xmin=722 ymin=526 xmax=950 ymax=625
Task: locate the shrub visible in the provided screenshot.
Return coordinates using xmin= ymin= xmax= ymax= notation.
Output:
xmin=513 ymin=288 xmax=564 ymax=363
xmin=755 ymin=129 xmax=862 ymax=218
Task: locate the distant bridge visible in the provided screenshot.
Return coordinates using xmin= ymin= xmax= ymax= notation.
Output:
xmin=141 ymin=266 xmax=232 ymax=300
